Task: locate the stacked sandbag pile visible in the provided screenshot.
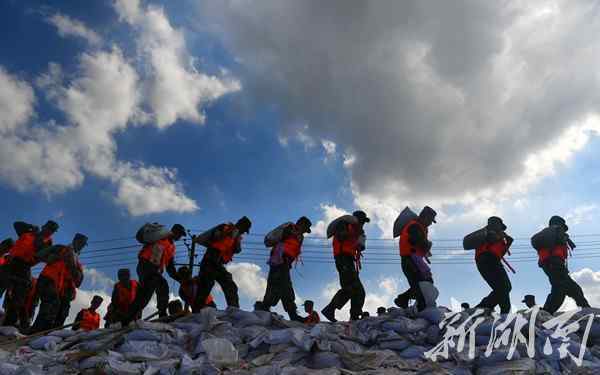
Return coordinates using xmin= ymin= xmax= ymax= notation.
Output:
xmin=1 ymin=306 xmax=600 ymax=374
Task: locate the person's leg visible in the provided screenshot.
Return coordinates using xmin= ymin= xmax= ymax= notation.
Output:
xmin=322 ymin=256 xmax=353 ymax=322
xmin=330 ymin=256 xmax=354 ymax=310
xmin=562 ymin=264 xmax=590 ymax=308
xmin=349 ymin=274 xmax=365 ymax=320
xmin=495 ymin=263 xmax=512 ymax=314
xmin=155 ymin=274 xmax=170 ymax=317
xmin=280 ymin=265 xmax=301 ymax=321
xmin=126 ymin=262 xmax=158 ymax=321
xmin=194 ymin=252 xmax=219 ymax=311
xmin=476 ymin=254 xmax=501 ymax=310
xmin=396 ymin=256 xmax=425 ymax=310
xmin=30 ymin=277 xmax=60 ymax=333
xmin=542 ymin=258 xmax=567 ymax=314
xmin=214 ymin=263 xmax=239 ymax=308
xmin=261 ymin=266 xmax=281 ymax=311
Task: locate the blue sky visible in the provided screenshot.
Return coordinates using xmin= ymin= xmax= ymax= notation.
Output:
xmin=2 ymin=0 xmax=600 ymax=321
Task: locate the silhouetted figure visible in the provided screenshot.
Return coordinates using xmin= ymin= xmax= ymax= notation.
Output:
xmin=73 ymin=295 xmax=103 ymax=331
xmin=522 ymin=295 xmax=536 ymax=309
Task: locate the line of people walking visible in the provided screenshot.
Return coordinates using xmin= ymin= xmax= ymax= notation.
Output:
xmin=0 ymin=208 xmax=592 ymax=335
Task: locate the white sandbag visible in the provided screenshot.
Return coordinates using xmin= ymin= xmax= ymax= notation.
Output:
xmin=119 ymin=340 xmax=171 ymax=361
xmin=393 ymin=207 xmax=418 ymax=238
xmin=531 ymin=227 xmax=557 ymax=250
xmin=378 ymin=338 xmax=411 ymax=351
xmin=48 ymin=329 xmax=76 ymax=339
xmin=136 ymin=223 xmax=170 ymax=245
xmin=419 ymin=281 xmax=439 ymax=307
xmin=0 ymin=326 xmax=22 ymax=338
xmin=418 ymin=307 xmax=443 ymax=325
xmin=476 ymin=358 xmax=536 ymax=375
xmin=179 ymin=354 xmax=205 ymax=375
xmin=194 ymin=225 xmax=222 ymax=248
xmin=305 ymin=352 xmax=342 ymax=369
xmin=399 ymin=345 xmax=427 ymax=359
xmin=463 ymin=228 xmax=487 ymax=250
xmin=28 ymin=336 xmax=63 ymax=351
xmin=202 ymin=338 xmax=239 ymax=366
xmin=326 ymin=215 xmax=358 ymax=239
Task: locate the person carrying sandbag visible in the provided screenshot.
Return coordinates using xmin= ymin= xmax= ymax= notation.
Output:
xmin=465 ymin=217 xmax=514 ymax=314
xmin=125 ymin=223 xmax=186 ymax=322
xmin=192 ymin=217 xmax=252 ymax=310
xmin=321 ymin=210 xmax=370 ymax=322
xmin=30 ymin=233 xmax=86 ymax=334
xmin=260 ymin=217 xmax=312 ymax=322
xmin=3 ymin=221 xmax=58 ymax=330
xmin=532 ymin=216 xmax=590 ymax=314
xmin=394 ymin=206 xmax=437 ymax=312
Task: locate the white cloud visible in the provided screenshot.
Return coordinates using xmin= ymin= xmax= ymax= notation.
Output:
xmin=565 ymin=204 xmax=598 ymax=226
xmin=114 ymin=0 xmax=241 ymax=127
xmin=47 ymin=13 xmax=102 ymax=46
xmin=0 ymin=66 xmax=35 ymax=134
xmin=201 ymin=0 xmax=600 ymax=226
xmin=85 ymin=268 xmax=115 ymax=292
xmin=321 ymin=139 xmax=336 ymax=163
xmin=226 ymin=262 xmax=268 ymax=301
xmin=567 ymin=268 xmax=600 ymax=309
xmin=310 ymin=204 xmax=350 ymax=238
xmin=113 ymin=163 xmax=198 ymax=216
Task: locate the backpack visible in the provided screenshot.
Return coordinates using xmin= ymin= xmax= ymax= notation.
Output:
xmin=326 ymin=215 xmax=358 ymax=239
xmin=135 ymin=223 xmax=170 ymax=245
xmin=195 ymin=224 xmax=227 ymax=248
xmin=463 ymin=228 xmax=487 ymax=250
xmin=393 ymin=207 xmax=418 ymax=238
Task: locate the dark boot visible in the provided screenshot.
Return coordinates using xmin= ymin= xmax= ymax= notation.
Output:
xmin=321 ymin=304 xmax=337 ymax=323
xmin=394 ymin=293 xmax=409 ymax=308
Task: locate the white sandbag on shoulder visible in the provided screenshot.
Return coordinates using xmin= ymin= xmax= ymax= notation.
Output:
xmin=393 ymin=207 xmax=418 ymax=238
xmin=326 ymin=215 xmax=358 ymax=238
xmin=265 ymin=223 xmax=293 ymax=247
xmin=463 ymin=228 xmax=487 ymax=250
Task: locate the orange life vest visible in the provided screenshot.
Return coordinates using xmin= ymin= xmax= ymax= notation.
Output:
xmin=305 ymin=311 xmax=320 ymax=324
xmin=138 ymin=238 xmax=176 ymax=272
xmin=281 ymin=226 xmax=303 ymax=260
xmin=399 ymin=220 xmax=428 ymax=256
xmin=40 ymin=247 xmax=81 ymax=297
xmin=79 ymin=309 xmax=100 ymax=331
xmin=24 ymin=277 xmax=37 ymax=317
xmin=537 ymin=244 xmax=569 ymax=265
xmin=209 ymin=224 xmax=241 ymax=263
xmin=9 ymin=233 xmax=52 ymax=266
xmin=475 ymin=240 xmax=509 ymax=261
xmin=333 ymin=223 xmax=360 ymax=257
xmin=0 ymin=255 xmax=9 ymax=266
xmin=114 ymin=280 xmax=139 ymax=313
xmin=181 ymin=278 xmax=214 ymax=306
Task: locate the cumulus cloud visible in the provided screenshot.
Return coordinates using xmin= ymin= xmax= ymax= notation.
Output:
xmin=46 ymin=13 xmax=102 ymax=45
xmin=200 ymin=0 xmax=600 ymax=226
xmin=0 ymin=67 xmax=35 ymax=134
xmin=226 ymin=262 xmax=268 ymax=301
xmin=0 ymin=1 xmax=240 ymax=215
xmin=114 ymin=0 xmax=241 ymax=127
xmin=565 ymin=204 xmax=598 ymax=226
xmin=565 ymin=268 xmax=600 ymax=310
xmin=84 ymin=268 xmax=115 ymax=292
